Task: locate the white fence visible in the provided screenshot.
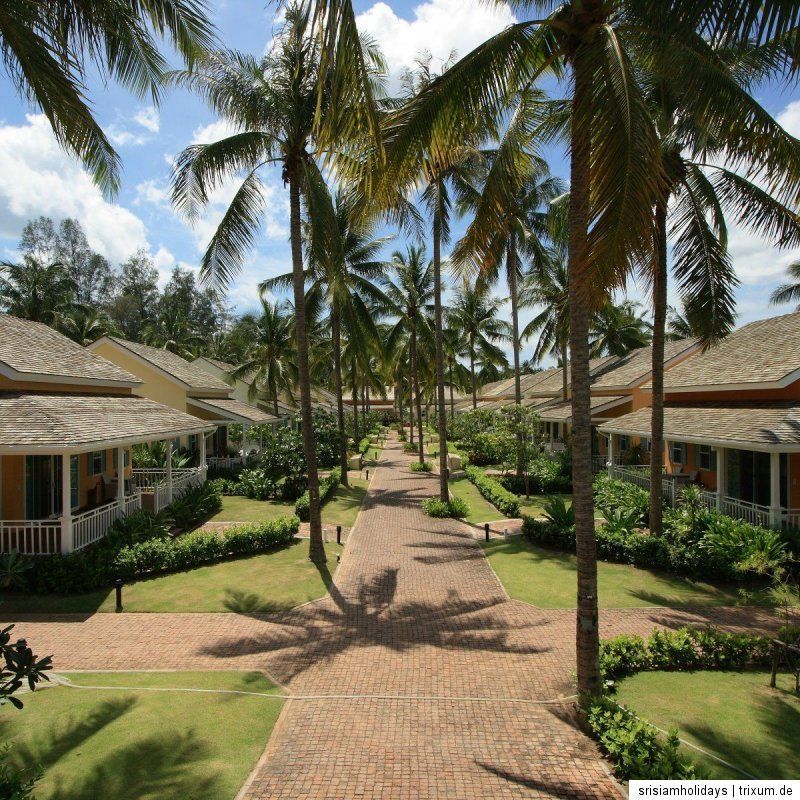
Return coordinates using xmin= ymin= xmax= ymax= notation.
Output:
xmin=132 ymin=466 xmax=206 ymax=513
xmin=0 ymin=520 xmax=62 ymax=555
xmin=608 ymin=464 xmax=676 ymax=505
xmin=206 ymin=456 xmax=245 ymax=470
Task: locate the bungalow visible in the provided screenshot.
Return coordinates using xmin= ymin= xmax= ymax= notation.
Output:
xmin=88 ymin=337 xmax=280 ymax=469
xmin=600 ymin=312 xmax=800 ymax=529
xmin=0 ymin=314 xmax=214 ymax=554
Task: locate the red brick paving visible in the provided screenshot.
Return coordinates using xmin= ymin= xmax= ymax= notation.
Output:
xmin=2 ymin=437 xmax=782 ymax=798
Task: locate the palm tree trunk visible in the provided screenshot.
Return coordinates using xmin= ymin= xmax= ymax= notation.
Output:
xmin=411 ymin=326 xmax=424 ymax=464
xmin=331 ymin=305 xmax=349 ymax=487
xmin=561 ymin=339 xmax=569 ymax=401
xmin=289 ymin=173 xmax=323 ymax=564
xmin=352 ymin=380 xmax=359 ymax=446
xmin=470 ymin=350 xmax=477 ymax=409
xmin=649 ymin=199 xmax=668 ymax=536
xmin=508 ymin=234 xmax=524 ymax=479
xmin=449 ymin=360 xmax=455 ymax=423
xmin=433 ymin=201 xmax=449 ymax=500
xmin=567 ymin=47 xmax=601 ymax=699
xmin=408 ymin=363 xmax=414 ymax=444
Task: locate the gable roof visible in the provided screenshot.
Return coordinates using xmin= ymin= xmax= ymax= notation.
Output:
xmin=95 ymin=337 xmax=231 ymax=392
xmin=537 ymin=395 xmax=627 ymax=423
xmin=592 ymin=339 xmax=697 ymax=389
xmin=658 ymin=312 xmax=800 ymax=391
xmin=0 ymin=314 xmax=139 ymax=387
xmin=188 ymin=396 xmax=281 ymax=425
xmin=0 ymin=392 xmax=213 ymax=453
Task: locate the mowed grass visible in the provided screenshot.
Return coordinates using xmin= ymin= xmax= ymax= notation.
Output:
xmin=615 ymin=670 xmax=800 ymax=779
xmin=0 ymin=671 xmax=283 ymax=800
xmin=0 ymin=539 xmax=341 ymax=614
xmin=481 ymin=537 xmax=771 ymax=608
xmin=447 ymin=477 xmax=502 ymax=524
xmin=209 ymin=477 xmax=369 ymax=527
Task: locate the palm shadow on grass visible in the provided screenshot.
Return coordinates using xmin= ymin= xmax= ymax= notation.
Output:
xmin=222 ymin=589 xmax=297 ymax=615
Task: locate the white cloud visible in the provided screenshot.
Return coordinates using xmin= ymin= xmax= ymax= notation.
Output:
xmin=192 ymin=119 xmax=240 ymax=144
xmin=134 ymin=106 xmax=160 ymax=133
xmin=134 ymin=178 xmax=171 ymax=209
xmin=357 ymin=0 xmax=515 ymax=85
xmin=0 ymin=114 xmax=149 ymax=263
xmin=107 ymin=125 xmax=149 ymax=147
xmin=777 ymin=99 xmax=800 ymax=136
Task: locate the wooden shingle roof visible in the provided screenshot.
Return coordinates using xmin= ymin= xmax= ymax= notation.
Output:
xmin=592 ymin=340 xmax=697 ymax=389
xmin=188 ymin=396 xmax=281 ymax=424
xmin=0 ymin=314 xmax=139 ymax=386
xmin=0 ymin=392 xmax=214 ymax=452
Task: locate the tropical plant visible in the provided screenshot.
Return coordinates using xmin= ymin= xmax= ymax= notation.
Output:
xmin=57 ymin=306 xmax=118 ymax=345
xmin=446 ymin=281 xmax=510 ymax=409
xmin=0 ymin=0 xmax=214 ymax=193
xmin=0 ymin=625 xmax=51 ymax=709
xmin=169 ymin=7 xmax=379 ymax=562
xmin=770 ymin=260 xmax=800 ymax=310
xmin=589 ymin=300 xmax=652 ymax=357
xmin=0 ymin=257 xmax=76 ymax=323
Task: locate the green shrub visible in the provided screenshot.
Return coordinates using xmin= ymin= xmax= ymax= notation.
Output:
xmin=113 ymin=516 xmax=300 ymax=580
xmin=422 ymin=496 xmax=469 ymax=518
xmin=600 ymin=627 xmax=772 ymax=682
xmin=295 ymin=467 xmax=341 ymax=521
xmin=237 ymin=468 xmax=279 ymax=501
xmin=403 ymin=441 xmax=418 ymax=454
xmin=165 ymin=482 xmax=222 ymax=530
xmin=465 ymin=466 xmax=519 ymax=517
xmin=410 ymin=461 xmax=432 ymax=472
xmin=593 ymin=474 xmax=649 ymax=522
xmin=541 ymin=495 xmax=574 ymax=528
xmin=586 ymin=698 xmax=698 ymax=780
xmin=529 ymin=456 xmax=572 ymax=493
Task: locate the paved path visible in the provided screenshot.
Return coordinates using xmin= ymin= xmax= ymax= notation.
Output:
xmin=3 ymin=438 xmax=781 ymax=799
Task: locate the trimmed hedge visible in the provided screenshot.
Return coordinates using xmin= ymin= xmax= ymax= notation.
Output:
xmin=410 ymin=461 xmax=432 ymax=472
xmin=295 ymin=467 xmax=341 ymax=521
xmin=114 ymin=515 xmax=299 ymax=580
xmin=465 ymin=466 xmax=519 ymax=517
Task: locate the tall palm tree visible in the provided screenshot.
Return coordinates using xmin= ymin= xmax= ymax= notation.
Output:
xmin=265 ymin=189 xmax=391 ymax=487
xmin=58 ymin=306 xmax=118 ymax=345
xmin=169 ymin=7 xmax=375 ymax=563
xmin=0 ymin=257 xmax=76 ymax=323
xmin=641 ymin=37 xmax=800 ymax=537
xmin=442 ymin=326 xmax=470 ymax=423
xmin=590 ymin=300 xmax=652 ymax=357
xmin=447 ymin=281 xmax=510 ymax=409
xmin=383 ymin=246 xmax=434 ymax=465
xmin=232 ymin=299 xmax=297 ymax=417
xmin=770 ymin=261 xmax=800 ymax=310
xmin=0 ymin=1 xmax=214 ymax=194
xmin=143 ymin=314 xmax=204 ymax=359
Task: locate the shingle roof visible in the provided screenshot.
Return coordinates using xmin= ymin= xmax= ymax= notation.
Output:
xmin=599 ymin=402 xmax=800 ymax=449
xmin=104 ymin=338 xmax=231 ymax=392
xmin=657 ymin=312 xmax=800 ymax=390
xmin=188 ymin=396 xmax=281 ymax=424
xmin=537 ymin=395 xmax=626 ymax=422
xmin=0 ymin=392 xmax=213 ymax=451
xmin=0 ymin=314 xmax=139 ymax=386
xmin=592 ymin=340 xmax=697 ymax=389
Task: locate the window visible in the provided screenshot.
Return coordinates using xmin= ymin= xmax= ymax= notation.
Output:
xmin=112 ymin=449 xmax=131 ymax=469
xmin=619 ymin=435 xmax=630 ymax=452
xmin=639 ymin=437 xmax=650 ymax=451
xmin=670 ymin=442 xmax=687 ymax=464
xmin=89 ymin=450 xmax=106 ymax=476
xmin=698 ymin=445 xmax=717 ymax=472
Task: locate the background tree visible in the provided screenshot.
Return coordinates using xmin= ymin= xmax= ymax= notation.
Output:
xmin=0 ymin=257 xmax=76 ymax=323
xmin=107 ymin=250 xmax=160 ymax=341
xmin=770 ymin=261 xmax=800 ymax=310
xmin=589 ymin=300 xmax=652 ymax=357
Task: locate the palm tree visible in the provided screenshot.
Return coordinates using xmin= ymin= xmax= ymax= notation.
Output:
xmin=447 ymin=282 xmax=510 ymax=409
xmin=0 ymin=257 xmax=76 ymax=323
xmin=442 ymin=326 xmax=469 ymax=423
xmin=383 ymin=246 xmax=435 ymax=465
xmin=0 ymin=1 xmax=214 ymax=194
xmin=265 ymin=189 xmax=391 ymax=487
xmin=58 ymin=306 xmax=118 ymax=345
xmin=770 ymin=261 xmax=800 ymax=309
xmin=642 ymin=37 xmax=800 ymax=537
xmin=590 ymin=300 xmax=652 ymax=357
xmin=169 ymin=8 xmax=376 ymax=563
xmin=143 ymin=315 xmax=204 ymax=360
xmin=232 ymin=300 xmax=297 ymax=417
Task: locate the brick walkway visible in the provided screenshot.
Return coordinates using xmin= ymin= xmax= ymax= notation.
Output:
xmin=2 ymin=438 xmax=781 ymax=799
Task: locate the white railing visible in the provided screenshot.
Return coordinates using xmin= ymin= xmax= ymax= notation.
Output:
xmin=206 ymin=455 xmax=245 ymax=470
xmin=133 ymin=466 xmax=206 ymax=513
xmin=608 ymin=463 xmax=676 ymax=506
xmin=0 ymin=520 xmax=61 ymax=555
xmin=73 ymin=492 xmax=142 ymax=552
xmin=720 ymin=496 xmax=772 ymax=528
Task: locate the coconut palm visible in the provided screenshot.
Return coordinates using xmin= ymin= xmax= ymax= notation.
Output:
xmin=447 ymin=282 xmax=510 ymax=409
xmin=58 ymin=306 xmax=118 ymax=345
xmin=169 ymin=8 xmax=380 ymax=563
xmin=232 ymin=300 xmax=297 ymax=418
xmin=590 ymin=300 xmax=652 ymax=357
xmin=143 ymin=314 xmax=205 ymax=359
xmin=443 ymin=326 xmax=470 ymax=423
xmin=0 ymin=257 xmax=77 ymax=323
xmin=265 ymin=188 xmax=391 ymax=487
xmin=0 ymin=1 xmax=214 ymax=194
xmin=770 ymin=261 xmax=800 ymax=310
xmin=382 ymin=246 xmax=435 ymax=464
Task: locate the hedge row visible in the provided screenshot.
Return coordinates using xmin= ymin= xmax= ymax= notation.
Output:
xmin=114 ymin=515 xmax=300 ymax=580
xmin=295 ymin=467 xmax=341 ymax=521
xmin=465 ymin=466 xmax=519 ymax=517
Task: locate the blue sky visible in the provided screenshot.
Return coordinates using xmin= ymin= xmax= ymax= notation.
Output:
xmin=0 ymin=0 xmax=799 ymax=359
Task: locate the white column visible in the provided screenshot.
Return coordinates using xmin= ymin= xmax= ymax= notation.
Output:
xmin=770 ymin=451 xmax=782 ymax=528
xmin=607 ymin=434 xmax=614 ymax=473
xmin=242 ymin=423 xmax=249 ymax=460
xmin=117 ymin=446 xmax=126 ymax=512
xmin=716 ymin=447 xmax=726 ymax=511
xmin=61 ymin=453 xmax=73 ymax=554
xmin=166 ymin=440 xmax=173 ymax=504
xmin=200 ymin=432 xmax=207 ymax=467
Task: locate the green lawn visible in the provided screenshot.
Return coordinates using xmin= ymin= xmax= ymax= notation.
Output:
xmin=209 ymin=478 xmax=368 ymax=527
xmin=0 ymin=539 xmax=341 ymax=614
xmin=0 ymin=671 xmax=283 ymax=800
xmin=448 ymin=477 xmax=503 ymax=524
xmin=615 ymin=670 xmax=800 ymax=778
xmin=518 ymin=493 xmax=572 ymax=517
xmin=481 ymin=537 xmax=771 ymax=608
